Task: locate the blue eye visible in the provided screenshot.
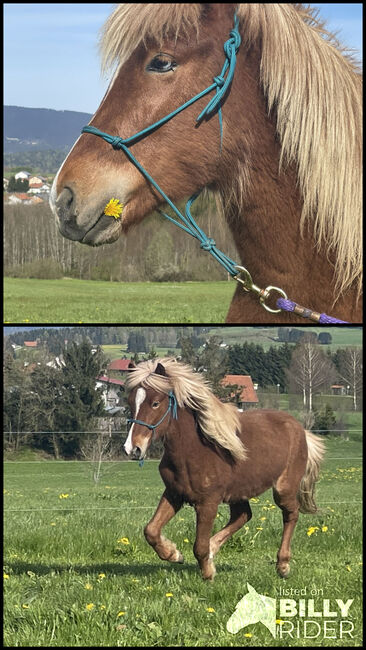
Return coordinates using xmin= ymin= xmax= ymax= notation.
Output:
xmin=146 ymin=53 xmax=177 ymax=73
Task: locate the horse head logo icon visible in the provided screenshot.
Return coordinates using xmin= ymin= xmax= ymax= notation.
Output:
xmin=227 ymin=583 xmax=276 ymax=637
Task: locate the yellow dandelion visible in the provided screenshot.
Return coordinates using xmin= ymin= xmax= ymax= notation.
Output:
xmin=22 ymin=604 xmax=29 ymax=609
xmin=256 ymin=527 xmax=263 ymax=530
xmin=104 ymin=198 xmax=123 ymax=219
xmin=4 ymin=573 xmax=10 ymax=580
xmin=50 ymin=522 xmax=56 ymax=526
xmin=59 ymin=493 xmax=69 ymax=499
xmin=260 ymin=516 xmax=266 ymax=521
xmin=307 ymin=526 xmax=319 ymax=537
xmin=206 ymin=607 xmax=215 ymax=613
xmin=85 ymin=583 xmax=93 ymax=590
xmin=117 ymin=611 xmax=126 ymax=617
xmin=183 ymin=538 xmax=189 ymax=543
xmin=244 ymin=633 xmax=252 ymax=637
xmin=276 ymin=619 xmax=284 ymax=625
xmin=98 ymin=573 xmax=106 ymax=580
xmin=86 ymin=603 xmax=94 ymax=611
xmin=165 ymin=593 xmax=173 ymax=598
xmin=322 ymin=526 xmax=328 ymax=532
xmin=118 ymin=537 xmax=129 ymax=545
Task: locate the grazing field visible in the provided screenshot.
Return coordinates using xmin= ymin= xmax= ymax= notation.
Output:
xmin=3 ymin=278 xmax=235 ymax=323
xmin=4 ymin=435 xmax=362 ymax=647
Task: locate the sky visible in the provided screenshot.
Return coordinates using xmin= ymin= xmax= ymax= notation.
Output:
xmin=4 ymin=3 xmax=363 ymax=114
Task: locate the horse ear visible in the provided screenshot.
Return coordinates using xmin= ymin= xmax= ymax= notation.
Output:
xmin=155 ymin=362 xmax=167 ymax=377
xmin=128 ymin=362 xmax=136 ymax=369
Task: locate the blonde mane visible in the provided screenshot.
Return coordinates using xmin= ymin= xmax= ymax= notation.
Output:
xmin=100 ymin=3 xmax=362 ymax=297
xmin=126 ymin=357 xmax=246 ymax=462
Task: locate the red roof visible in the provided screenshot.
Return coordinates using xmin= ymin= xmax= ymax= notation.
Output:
xmin=14 ymin=193 xmax=31 ymax=200
xmin=97 ymin=375 xmax=125 ymax=386
xmin=24 ymin=341 xmax=38 ymax=347
xmin=107 ymin=359 xmax=132 ymax=371
xmin=222 ymin=375 xmax=258 ymax=403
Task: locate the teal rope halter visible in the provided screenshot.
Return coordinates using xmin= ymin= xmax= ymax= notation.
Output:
xmin=81 ymin=13 xmax=348 ymax=324
xmin=82 ymin=14 xmax=241 ymax=279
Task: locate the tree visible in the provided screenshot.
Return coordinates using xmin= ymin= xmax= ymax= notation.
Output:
xmin=318 ymin=332 xmax=332 ymax=345
xmin=286 ymin=340 xmax=337 ymax=412
xmin=312 ymin=404 xmax=337 ymax=435
xmin=337 ymin=348 xmax=363 ymax=410
xmin=55 ymin=341 xmax=107 ymax=456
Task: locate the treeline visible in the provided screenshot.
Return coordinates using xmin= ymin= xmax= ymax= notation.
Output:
xmin=4 ymin=150 xmax=68 ymax=174
xmin=4 ymin=198 xmax=238 ymax=282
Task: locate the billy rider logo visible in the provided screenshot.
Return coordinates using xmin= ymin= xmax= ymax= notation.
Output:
xmin=226 ymin=583 xmax=354 ymax=640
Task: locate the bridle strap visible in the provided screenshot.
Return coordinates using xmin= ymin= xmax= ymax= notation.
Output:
xmin=127 ymin=391 xmax=178 ymax=431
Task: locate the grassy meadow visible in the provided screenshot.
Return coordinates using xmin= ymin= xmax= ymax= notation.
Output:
xmin=3 ymin=434 xmax=362 ymax=647
xmin=4 ymin=278 xmax=235 ymax=323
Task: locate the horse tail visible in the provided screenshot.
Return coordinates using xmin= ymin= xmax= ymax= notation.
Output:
xmin=298 ymin=431 xmax=325 ymax=514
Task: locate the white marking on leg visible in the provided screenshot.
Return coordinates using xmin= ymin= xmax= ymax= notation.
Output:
xmin=124 ymin=388 xmax=146 ymax=455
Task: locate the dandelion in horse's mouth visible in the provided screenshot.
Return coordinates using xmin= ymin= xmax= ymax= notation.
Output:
xmin=104 ymin=198 xmax=124 ymax=219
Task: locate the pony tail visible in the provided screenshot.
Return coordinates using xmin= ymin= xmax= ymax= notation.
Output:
xmin=298 ymin=431 xmax=325 ymax=514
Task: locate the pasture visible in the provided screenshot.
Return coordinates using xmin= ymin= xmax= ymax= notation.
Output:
xmin=4 ymin=278 xmax=235 ymax=324
xmin=4 ymin=435 xmax=362 ymax=647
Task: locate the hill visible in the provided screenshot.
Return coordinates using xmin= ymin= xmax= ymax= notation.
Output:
xmin=4 ymin=105 xmax=92 ymax=153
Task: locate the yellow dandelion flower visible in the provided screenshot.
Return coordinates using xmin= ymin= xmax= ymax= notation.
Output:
xmin=86 ymin=603 xmax=94 ymax=611
xmin=117 ymin=611 xmax=126 ymax=617
xmin=276 ymin=619 xmax=284 ymax=625
xmin=118 ymin=537 xmax=129 ymax=545
xmin=165 ymin=593 xmax=173 ymax=598
xmin=50 ymin=522 xmax=56 ymax=526
xmin=98 ymin=573 xmax=106 ymax=579
xmin=307 ymin=526 xmax=319 ymax=537
xmin=346 ymin=565 xmax=351 ymax=572
xmin=260 ymin=517 xmax=266 ymax=521
xmin=100 ymin=605 xmax=106 ymax=610
xmin=59 ymin=493 xmax=69 ymax=499
xmin=256 ymin=527 xmax=263 ymax=530
xmin=206 ymin=607 xmax=215 ymax=613
xmin=22 ymin=604 xmax=29 ymax=609
xmin=104 ymin=198 xmax=123 ymax=219
xmin=322 ymin=526 xmax=328 ymax=532
xmin=4 ymin=573 xmax=10 ymax=580
xmin=183 ymin=538 xmax=189 ymax=543
xmin=85 ymin=583 xmax=93 ymax=590
xmin=244 ymin=633 xmax=252 ymax=637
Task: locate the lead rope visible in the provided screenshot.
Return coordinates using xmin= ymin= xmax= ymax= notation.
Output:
xmin=81 ymin=15 xmax=347 ymax=324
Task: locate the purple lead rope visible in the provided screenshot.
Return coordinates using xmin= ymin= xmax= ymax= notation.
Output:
xmin=276 ymin=298 xmax=348 ymax=324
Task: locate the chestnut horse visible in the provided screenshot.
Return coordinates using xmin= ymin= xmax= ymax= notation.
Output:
xmin=50 ymin=4 xmax=362 ymax=323
xmin=124 ymin=358 xmax=325 ymax=580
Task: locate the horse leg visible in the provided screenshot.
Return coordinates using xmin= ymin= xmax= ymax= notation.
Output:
xmin=209 ymin=500 xmax=252 ymax=558
xmin=144 ymin=489 xmax=184 ymax=563
xmin=273 ymin=487 xmax=300 ymax=578
xmin=194 ymin=501 xmax=220 ymax=580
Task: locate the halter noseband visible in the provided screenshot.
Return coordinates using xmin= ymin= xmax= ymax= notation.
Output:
xmin=127 ymin=390 xmax=178 ymax=431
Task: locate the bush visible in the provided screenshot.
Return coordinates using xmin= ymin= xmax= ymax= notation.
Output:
xmin=4 ymin=259 xmax=63 ymax=279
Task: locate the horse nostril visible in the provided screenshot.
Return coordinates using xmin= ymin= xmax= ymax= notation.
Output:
xmin=56 ymin=187 xmax=75 ymax=222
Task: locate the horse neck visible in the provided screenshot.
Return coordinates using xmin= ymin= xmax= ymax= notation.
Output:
xmin=163 ymin=407 xmax=202 ymax=465
xmin=220 ymin=47 xmax=361 ymax=322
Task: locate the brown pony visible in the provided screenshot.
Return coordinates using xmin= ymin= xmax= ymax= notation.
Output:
xmin=50 ymin=4 xmax=362 ymax=323
xmin=124 ymin=358 xmax=325 ymax=580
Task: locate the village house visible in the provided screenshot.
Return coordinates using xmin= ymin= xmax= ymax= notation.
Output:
xmin=95 ymin=376 xmax=125 ymax=414
xmin=14 ymin=171 xmax=31 ymax=181
xmin=221 ymin=374 xmax=259 ymax=410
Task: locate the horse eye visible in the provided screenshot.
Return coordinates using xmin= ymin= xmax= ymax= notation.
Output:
xmin=152 ymin=401 xmax=160 ymax=408
xmin=146 ymin=53 xmax=177 ymax=73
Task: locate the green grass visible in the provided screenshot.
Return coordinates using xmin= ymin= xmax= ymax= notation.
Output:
xmin=4 ymin=435 xmax=362 ymax=647
xmin=4 ymin=278 xmax=235 ymax=323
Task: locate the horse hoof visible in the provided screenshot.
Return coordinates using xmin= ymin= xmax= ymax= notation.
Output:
xmin=172 ymin=550 xmax=184 ymax=563
xmin=277 ymin=563 xmax=290 ymax=578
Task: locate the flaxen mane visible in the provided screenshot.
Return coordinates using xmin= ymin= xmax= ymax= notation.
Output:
xmin=126 ymin=358 xmax=246 ymax=461
xmin=100 ymin=3 xmax=362 ymax=299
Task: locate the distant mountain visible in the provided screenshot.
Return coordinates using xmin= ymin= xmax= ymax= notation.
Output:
xmin=4 ymin=106 xmax=93 ymax=153
xmin=4 ymin=326 xmax=66 ymax=336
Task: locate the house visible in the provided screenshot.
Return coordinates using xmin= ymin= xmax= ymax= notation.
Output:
xmin=331 ymin=384 xmax=347 ymax=395
xmin=28 ymin=183 xmax=50 ymax=194
xmin=221 ymin=374 xmax=259 ymax=409
xmin=24 ymin=341 xmax=38 ymax=348
xmin=96 ymin=376 xmax=125 ymax=412
xmin=7 ymin=192 xmax=33 ymax=205
xmin=107 ymin=358 xmax=133 ymax=373
xmin=29 ymin=176 xmax=46 ymax=185
xmin=14 ymin=171 xmax=31 ymax=181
